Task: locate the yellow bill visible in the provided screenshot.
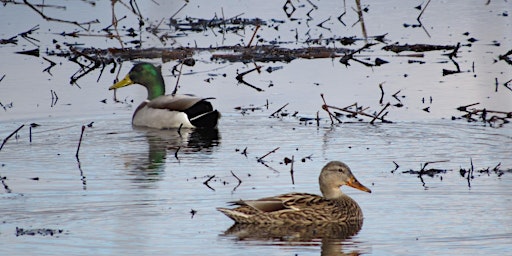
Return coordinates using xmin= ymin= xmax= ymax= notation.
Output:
xmin=109 ymin=74 xmax=134 ymax=90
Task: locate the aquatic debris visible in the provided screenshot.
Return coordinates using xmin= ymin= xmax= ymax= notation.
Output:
xmin=50 ymin=89 xmax=59 ymax=107
xmin=403 ymin=0 xmax=432 ymax=37
xmin=169 ymin=16 xmax=266 ymax=33
xmin=459 ymin=160 xmax=512 ymax=188
xmin=453 ymin=102 xmax=512 ymax=127
xmin=203 ymin=175 xmax=216 ymax=191
xmin=269 ymin=103 xmax=289 ymax=117
xmin=281 ymin=156 xmax=296 ymax=184
xmin=339 ymin=43 xmax=378 ymax=66
xmin=498 ymin=49 xmax=512 ymax=66
xmin=402 ymin=160 xmax=450 ymax=189
xmin=397 ymin=159 xmax=510 ymax=189
xmin=0 ymin=124 xmax=24 ymax=151
xmin=321 ymin=94 xmax=392 ymax=124
xmin=21 ymin=0 xmax=98 ymax=30
xmin=190 ymin=209 xmax=197 ymax=219
xmin=75 ymin=125 xmax=86 ymax=159
xmin=236 ymin=66 xmax=264 ymax=92
xmin=16 ymin=227 xmax=65 ymax=237
xmin=257 ymin=147 xmax=280 ymax=163
xmin=15 ymin=48 xmax=39 ymax=57
xmin=230 ymin=171 xmax=242 ymax=192
xmin=256 ymin=147 xmax=280 ymax=173
xmin=382 ymin=43 xmax=457 ymax=53
xmin=1 ymin=174 xmax=12 ymax=193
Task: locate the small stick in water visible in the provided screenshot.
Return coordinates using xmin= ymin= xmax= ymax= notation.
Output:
xmin=75 ymin=125 xmax=85 ymax=159
xmin=257 ymin=147 xmax=280 ymax=162
xmin=0 ymin=124 xmax=24 ymax=151
xmin=203 ymin=175 xmax=216 ymax=191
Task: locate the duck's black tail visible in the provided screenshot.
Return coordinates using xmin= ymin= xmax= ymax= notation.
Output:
xmin=186 ymin=100 xmax=220 ymax=128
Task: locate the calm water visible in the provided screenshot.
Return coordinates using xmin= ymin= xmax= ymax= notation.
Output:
xmin=1 ymin=1 xmax=512 ymax=255
xmin=1 ymin=114 xmax=511 ymax=255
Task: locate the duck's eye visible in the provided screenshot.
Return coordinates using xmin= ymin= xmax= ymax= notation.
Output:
xmin=338 ymin=168 xmax=344 ymax=173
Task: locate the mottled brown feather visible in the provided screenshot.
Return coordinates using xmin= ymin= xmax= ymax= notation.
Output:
xmin=218 ymin=161 xmax=371 ymax=224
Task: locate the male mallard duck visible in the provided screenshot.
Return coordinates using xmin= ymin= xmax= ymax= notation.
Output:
xmin=217 ymin=161 xmax=371 ymax=224
xmin=109 ymin=63 xmax=220 ymax=129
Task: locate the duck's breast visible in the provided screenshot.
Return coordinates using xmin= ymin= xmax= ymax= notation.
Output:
xmin=132 ymin=102 xmax=194 ymax=129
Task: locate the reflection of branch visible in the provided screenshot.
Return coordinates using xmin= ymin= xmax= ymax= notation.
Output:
xmin=230 ymin=171 xmax=242 ymax=192
xmin=23 ymin=0 xmax=98 ymax=30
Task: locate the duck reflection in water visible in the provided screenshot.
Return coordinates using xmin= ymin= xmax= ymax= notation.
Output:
xmin=124 ymin=127 xmax=220 ymax=186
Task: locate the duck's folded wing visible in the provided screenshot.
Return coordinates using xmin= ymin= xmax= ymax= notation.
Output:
xmin=229 ymin=198 xmax=287 ymax=213
xmin=230 ymin=193 xmax=321 ymax=213
xmin=147 ymin=95 xmax=214 ymax=111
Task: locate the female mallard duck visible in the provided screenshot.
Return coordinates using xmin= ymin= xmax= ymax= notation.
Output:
xmin=217 ymin=161 xmax=371 ymax=224
xmin=109 ymin=63 xmax=220 ymax=129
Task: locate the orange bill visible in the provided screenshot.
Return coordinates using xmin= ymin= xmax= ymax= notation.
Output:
xmin=347 ymin=177 xmax=372 ymax=193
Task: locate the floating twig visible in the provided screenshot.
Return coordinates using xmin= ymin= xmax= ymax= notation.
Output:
xmin=236 ymin=66 xmax=264 ymax=92
xmin=246 ymin=24 xmax=260 ymax=47
xmin=320 ymin=94 xmax=342 ymax=124
xmin=269 ymin=103 xmax=289 ymax=117
xmin=257 ymin=147 xmax=280 ymax=162
xmin=417 ymin=0 xmax=432 ymax=23
xmin=370 ymin=102 xmax=391 ymax=124
xmin=203 ymin=175 xmax=215 ymax=191
xmin=42 ymin=57 xmax=56 ymax=75
xmin=0 ymin=124 xmax=24 ymax=151
xmin=391 ymin=161 xmax=400 ymax=173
